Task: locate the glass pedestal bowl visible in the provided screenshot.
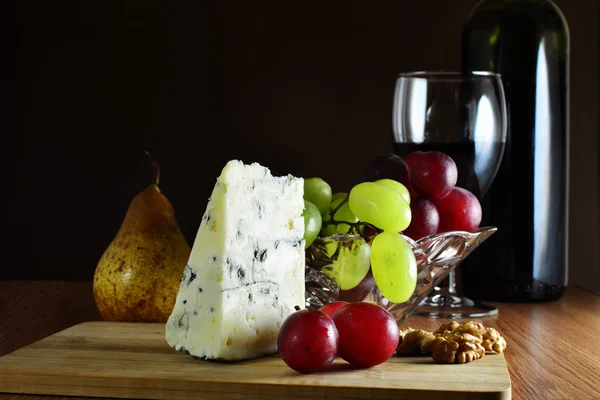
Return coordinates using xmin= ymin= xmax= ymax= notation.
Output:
xmin=304 ymin=227 xmax=497 ymax=325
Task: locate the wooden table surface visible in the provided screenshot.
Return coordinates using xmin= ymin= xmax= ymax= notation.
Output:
xmin=0 ymin=281 xmax=599 ymax=400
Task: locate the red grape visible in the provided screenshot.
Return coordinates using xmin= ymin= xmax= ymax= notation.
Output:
xmin=332 ymin=302 xmax=399 ymax=368
xmin=403 ymin=151 xmax=424 ymax=171
xmin=319 ymin=301 xmax=349 ymax=317
xmin=410 ymin=152 xmax=458 ymax=200
xmin=363 ymin=154 xmax=411 ymax=188
xmin=364 ymin=226 xmax=379 ymax=238
xmin=277 ymin=308 xmax=339 ymax=373
xmin=337 ymin=269 xmax=376 ymax=303
xmin=403 ymin=198 xmax=440 ymax=240
xmin=434 ymin=187 xmax=482 ymax=232
xmin=403 ymin=152 xmax=424 ymax=197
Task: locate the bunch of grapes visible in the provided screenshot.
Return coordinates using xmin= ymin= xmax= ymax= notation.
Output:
xmin=303 ymin=175 xmax=416 ymax=304
xmin=303 ymin=151 xmax=482 ymax=305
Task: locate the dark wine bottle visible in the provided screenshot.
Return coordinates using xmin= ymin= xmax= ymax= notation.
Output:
xmin=460 ymin=0 xmax=569 ymax=301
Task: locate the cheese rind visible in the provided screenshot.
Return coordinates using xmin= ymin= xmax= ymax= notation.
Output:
xmin=166 ymin=160 xmax=305 ymax=360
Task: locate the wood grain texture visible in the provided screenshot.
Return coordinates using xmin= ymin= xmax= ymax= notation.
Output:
xmin=0 ymin=281 xmax=102 ymax=358
xmin=0 ymin=281 xmax=599 ymax=400
xmin=0 ymin=321 xmax=511 ymax=400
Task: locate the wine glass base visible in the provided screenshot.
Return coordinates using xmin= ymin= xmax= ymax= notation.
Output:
xmin=412 ymin=293 xmax=498 ymax=318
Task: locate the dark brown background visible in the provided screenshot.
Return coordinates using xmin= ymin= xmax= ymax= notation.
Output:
xmin=1 ymin=1 xmax=598 ymax=290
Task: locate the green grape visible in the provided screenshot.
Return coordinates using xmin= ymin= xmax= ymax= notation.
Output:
xmin=303 ymin=200 xmax=322 ymax=248
xmin=348 ymin=182 xmax=411 ymax=232
xmin=323 ymin=240 xmax=339 ymax=258
xmin=322 ymin=238 xmax=371 ymax=290
xmin=331 ymin=192 xmax=348 ymax=204
xmin=375 ymin=179 xmax=411 ymax=205
xmin=304 ymin=178 xmax=332 ymax=216
xmin=370 ymin=231 xmax=417 ymax=303
xmin=321 ymin=197 xmax=358 ymax=236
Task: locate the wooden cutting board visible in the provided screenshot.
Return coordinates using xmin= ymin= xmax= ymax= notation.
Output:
xmin=0 ymin=322 xmax=511 ymax=400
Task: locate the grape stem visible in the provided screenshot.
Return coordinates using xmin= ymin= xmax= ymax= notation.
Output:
xmin=329 ymin=194 xmax=349 ymax=217
xmin=322 ymin=194 xmax=380 ymax=241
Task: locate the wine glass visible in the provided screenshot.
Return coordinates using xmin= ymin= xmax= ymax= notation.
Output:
xmin=392 ymin=71 xmax=507 ymax=318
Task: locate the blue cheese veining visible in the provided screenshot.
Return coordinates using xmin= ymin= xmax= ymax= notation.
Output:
xmin=166 ymin=160 xmax=305 ymax=360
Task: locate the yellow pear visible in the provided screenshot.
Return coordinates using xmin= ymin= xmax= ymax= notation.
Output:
xmin=93 ymin=158 xmax=190 ymax=322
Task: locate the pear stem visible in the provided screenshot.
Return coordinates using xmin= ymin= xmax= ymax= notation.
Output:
xmin=144 ymin=151 xmax=160 ymax=187
xmin=152 ymin=159 xmax=160 ymax=187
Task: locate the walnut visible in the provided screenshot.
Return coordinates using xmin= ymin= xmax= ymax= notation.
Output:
xmin=399 ymin=327 xmax=415 ymax=340
xmin=397 ymin=329 xmax=444 ymax=355
xmin=396 ymin=321 xmax=506 ymax=364
xmin=433 ymin=321 xmax=460 ymax=337
xmin=453 ymin=321 xmax=486 ymax=338
xmin=482 ymin=327 xmax=507 ymax=353
xmin=432 ymin=338 xmax=486 ymax=364
xmin=397 ymin=328 xmax=422 ymax=355
xmin=421 ymin=334 xmax=447 ymax=354
xmin=446 ymin=331 xmax=483 ymax=345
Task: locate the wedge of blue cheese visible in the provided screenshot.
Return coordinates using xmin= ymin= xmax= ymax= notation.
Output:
xmin=166 ymin=160 xmax=305 ymax=360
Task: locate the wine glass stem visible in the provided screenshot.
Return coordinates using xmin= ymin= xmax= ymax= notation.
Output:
xmin=447 ymin=270 xmax=457 ymax=296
